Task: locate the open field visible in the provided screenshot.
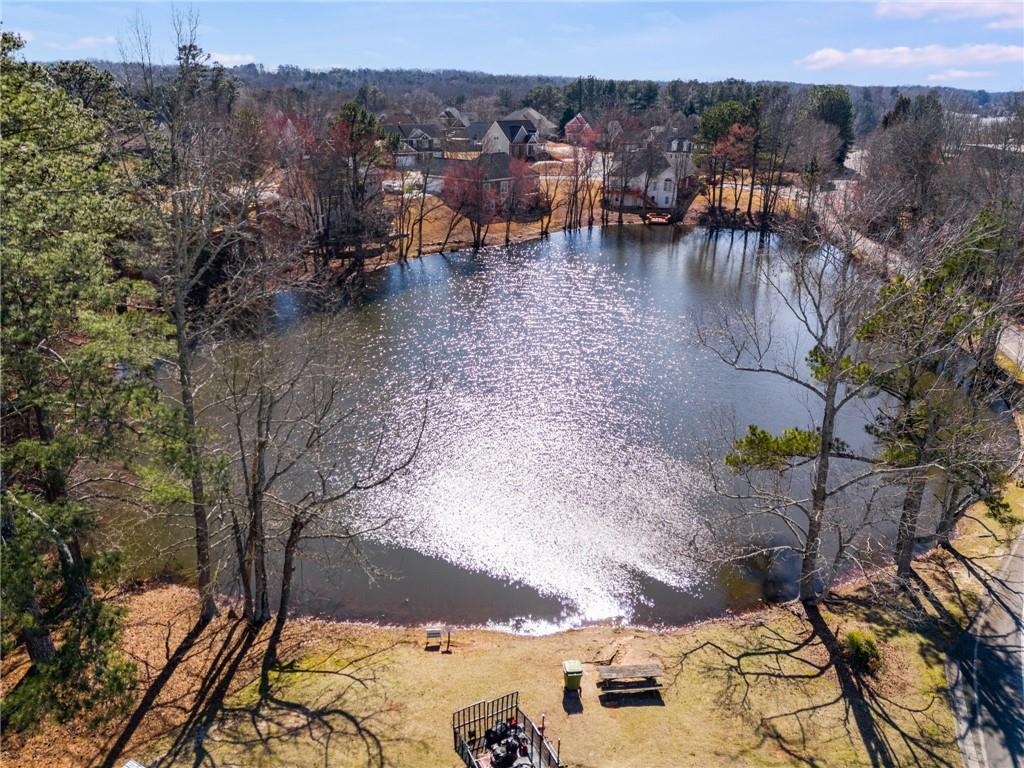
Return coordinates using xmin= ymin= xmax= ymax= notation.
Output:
xmin=3 ymin=489 xmax=1019 ymax=768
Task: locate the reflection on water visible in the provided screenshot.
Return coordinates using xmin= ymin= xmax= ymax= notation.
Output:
xmin=156 ymin=226 xmax=882 ymax=631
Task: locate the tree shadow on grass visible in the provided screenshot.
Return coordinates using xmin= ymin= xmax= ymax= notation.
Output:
xmin=98 ymin=608 xmax=215 ymax=768
xmin=155 ymin=628 xmax=413 ymax=768
xmin=97 ymin=611 xmax=416 ymax=768
xmin=666 ymin=599 xmax=959 ymax=767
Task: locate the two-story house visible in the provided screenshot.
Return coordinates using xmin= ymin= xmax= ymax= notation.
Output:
xmin=382 ymin=123 xmax=445 ymax=167
xmin=605 ymin=148 xmax=680 ymax=211
xmin=502 ymin=107 xmax=558 ymax=139
xmin=480 ymin=120 xmax=545 ymax=159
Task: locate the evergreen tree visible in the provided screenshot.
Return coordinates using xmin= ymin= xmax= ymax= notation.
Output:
xmin=807 ymin=85 xmax=855 ymax=164
xmin=1 ymin=33 xmax=167 ymax=728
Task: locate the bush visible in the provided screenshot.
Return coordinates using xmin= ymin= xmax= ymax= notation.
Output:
xmin=843 ymin=629 xmax=881 ymax=674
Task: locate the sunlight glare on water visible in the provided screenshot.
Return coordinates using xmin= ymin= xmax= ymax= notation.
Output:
xmin=335 ymin=232 xmax=729 ymax=626
xmin=252 ymin=227 xmax=855 ymax=631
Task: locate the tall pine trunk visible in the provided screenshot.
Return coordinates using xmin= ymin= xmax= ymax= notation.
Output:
xmin=802 ymin=378 xmax=839 ymax=603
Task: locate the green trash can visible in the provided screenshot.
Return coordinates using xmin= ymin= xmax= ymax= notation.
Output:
xmin=562 ymin=659 xmax=583 ymax=691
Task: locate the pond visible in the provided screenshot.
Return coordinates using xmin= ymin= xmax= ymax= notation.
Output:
xmin=138 ymin=225 xmax=890 ymax=632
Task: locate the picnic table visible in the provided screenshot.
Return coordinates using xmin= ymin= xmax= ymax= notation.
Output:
xmin=596 ymin=663 xmax=664 ymax=694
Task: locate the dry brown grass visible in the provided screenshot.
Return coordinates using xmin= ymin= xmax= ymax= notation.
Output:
xmin=3 ymin=487 xmax=1019 ymax=768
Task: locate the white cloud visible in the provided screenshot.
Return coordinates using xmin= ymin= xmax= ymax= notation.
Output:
xmin=875 ymin=1 xmax=1023 ymax=29
xmin=927 ymin=68 xmax=994 ymax=81
xmin=798 ymin=43 xmax=1024 ymax=70
xmin=209 ymin=52 xmax=256 ymax=65
xmin=46 ymin=35 xmax=117 ymax=51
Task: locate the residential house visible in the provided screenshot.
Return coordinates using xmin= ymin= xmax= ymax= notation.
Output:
xmin=446 ymin=121 xmax=490 ymax=153
xmin=605 ymin=147 xmax=680 ymax=210
xmin=664 ymin=136 xmax=697 ymax=187
xmin=563 ymin=112 xmax=598 ymax=145
xmin=481 ymin=119 xmax=546 ymax=159
xmin=438 ymin=106 xmax=471 ymax=129
xmin=378 ymin=110 xmax=417 ymax=125
xmin=382 ymin=123 xmax=445 ymax=167
xmin=441 ymin=154 xmax=540 ymax=211
xmin=503 ymin=107 xmax=558 ymax=138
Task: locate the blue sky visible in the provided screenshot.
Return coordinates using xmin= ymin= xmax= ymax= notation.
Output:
xmin=5 ymin=1 xmax=1023 ymax=91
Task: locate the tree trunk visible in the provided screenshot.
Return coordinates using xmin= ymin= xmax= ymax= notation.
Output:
xmin=19 ymin=577 xmax=55 ymax=664
xmin=175 ymin=306 xmax=218 ymax=622
xmin=259 ymin=514 xmax=303 ymax=697
xmin=746 ymin=152 xmax=757 ymax=222
xmin=802 ymin=379 xmax=838 ymax=603
xmin=895 ymin=471 xmax=927 ymax=579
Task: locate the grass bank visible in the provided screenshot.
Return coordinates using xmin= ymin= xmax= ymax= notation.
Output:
xmin=2 ymin=489 xmax=1020 ymax=768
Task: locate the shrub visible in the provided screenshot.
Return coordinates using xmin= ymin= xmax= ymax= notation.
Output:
xmin=843 ymin=629 xmax=881 ymax=674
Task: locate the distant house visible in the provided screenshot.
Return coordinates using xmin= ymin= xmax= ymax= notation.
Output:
xmin=503 ymin=107 xmax=558 ymax=139
xmin=446 ymin=121 xmax=491 ymax=153
xmin=441 ymin=154 xmax=540 ymax=209
xmin=382 ymin=123 xmax=445 ymax=167
xmin=481 ymin=119 xmax=545 ymax=159
xmin=664 ymin=136 xmax=697 ymax=186
xmin=438 ymin=106 xmax=471 ymax=129
xmin=605 ymin=149 xmax=680 ymax=210
xmin=378 ymin=110 xmax=417 ymax=125
xmin=665 ymin=136 xmax=695 ymax=155
xmin=563 ymin=112 xmax=597 ymax=145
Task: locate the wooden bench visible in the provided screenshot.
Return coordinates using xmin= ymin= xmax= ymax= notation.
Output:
xmin=596 ymin=663 xmax=664 ymax=694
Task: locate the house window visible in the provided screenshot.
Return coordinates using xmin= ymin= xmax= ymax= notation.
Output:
xmin=664 ymin=179 xmax=672 ymax=191
xmin=500 ymin=181 xmax=510 ymax=194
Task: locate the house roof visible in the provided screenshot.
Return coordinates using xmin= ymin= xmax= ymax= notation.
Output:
xmin=503 ymin=107 xmax=556 ymax=135
xmin=381 ymin=123 xmax=443 ymax=141
xmin=493 ymin=120 xmax=540 ymax=144
xmin=609 ymin=149 xmax=673 ymax=180
xmin=451 ymin=121 xmax=491 ymax=143
xmin=566 ymin=112 xmax=596 ymax=128
xmin=439 ymin=106 xmax=470 ymax=127
xmin=412 ymin=157 xmax=451 ymax=177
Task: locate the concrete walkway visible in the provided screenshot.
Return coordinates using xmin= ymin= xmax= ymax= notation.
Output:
xmin=947 ymin=529 xmax=1024 ymax=767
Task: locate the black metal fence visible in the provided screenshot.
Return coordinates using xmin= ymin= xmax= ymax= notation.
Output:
xmin=452 ymin=692 xmax=561 ymax=768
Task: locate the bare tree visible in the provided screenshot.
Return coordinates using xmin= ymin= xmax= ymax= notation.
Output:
xmin=120 ymin=13 xmax=263 ymax=621
xmin=697 ymin=218 xmax=890 ymax=602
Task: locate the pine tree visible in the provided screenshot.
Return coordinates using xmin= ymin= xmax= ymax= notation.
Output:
xmin=1 ymin=33 xmax=167 ymax=729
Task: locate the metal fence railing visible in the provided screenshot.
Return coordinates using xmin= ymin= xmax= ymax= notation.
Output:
xmin=452 ymin=692 xmax=561 ymax=768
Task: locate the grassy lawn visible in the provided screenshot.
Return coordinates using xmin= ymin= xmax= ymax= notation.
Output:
xmin=3 ymin=491 xmax=1019 ymax=768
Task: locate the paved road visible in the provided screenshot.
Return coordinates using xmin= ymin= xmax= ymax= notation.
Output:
xmin=1000 ymin=325 xmax=1024 ymax=380
xmin=948 ymin=529 xmax=1024 ymax=767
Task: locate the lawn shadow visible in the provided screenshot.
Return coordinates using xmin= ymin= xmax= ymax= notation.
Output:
xmin=160 ymin=630 xmax=418 ymax=768
xmin=98 ymin=609 xmax=214 ymax=768
xmin=665 ymin=597 xmax=960 ymax=767
xmin=97 ymin=606 xmax=418 ymax=768
xmin=928 ymin=546 xmax=1024 ymax=763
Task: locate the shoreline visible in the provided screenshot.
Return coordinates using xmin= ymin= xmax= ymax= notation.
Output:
xmin=5 ymin=497 xmax=1019 ymax=768
xmin=129 ymin=515 xmax=990 ymax=642
xmin=360 ymin=212 xmax=649 ymax=273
